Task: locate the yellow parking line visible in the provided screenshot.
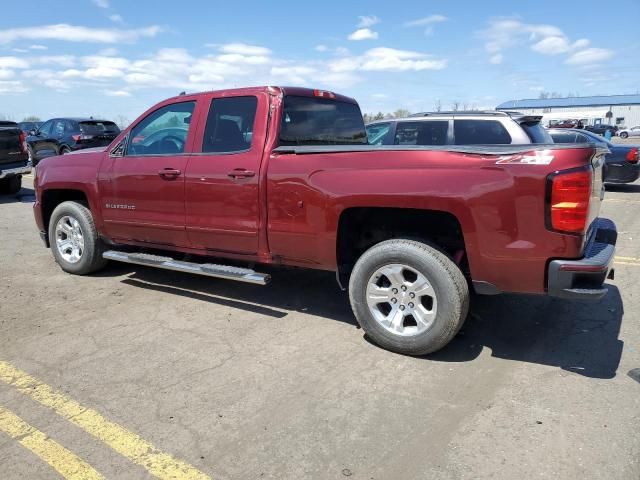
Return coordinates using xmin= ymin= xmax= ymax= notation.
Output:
xmin=616 ymin=256 xmax=640 ymax=261
xmin=615 ymin=260 xmax=640 ymax=266
xmin=0 ymin=361 xmax=210 ymax=480
xmin=0 ymin=405 xmax=104 ymax=480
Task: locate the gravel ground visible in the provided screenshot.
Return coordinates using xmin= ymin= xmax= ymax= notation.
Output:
xmin=0 ymin=176 xmax=638 ymax=480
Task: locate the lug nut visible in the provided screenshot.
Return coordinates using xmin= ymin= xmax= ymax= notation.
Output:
xmin=399 ymin=305 xmax=405 ymax=311
xmin=409 ymin=292 xmax=415 ymax=298
xmin=391 ymin=298 xmax=397 ymax=304
xmin=401 ymin=285 xmax=407 ymax=291
xmin=392 ymin=288 xmax=398 ymax=294
xmin=408 ymin=302 xmax=414 ymax=308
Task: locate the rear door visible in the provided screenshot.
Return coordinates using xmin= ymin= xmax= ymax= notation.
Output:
xmin=100 ymin=101 xmax=197 ymax=247
xmin=185 ymin=93 xmax=267 ymax=254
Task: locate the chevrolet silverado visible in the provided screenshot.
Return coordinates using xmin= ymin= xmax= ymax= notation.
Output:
xmin=33 ymin=86 xmax=617 ymax=355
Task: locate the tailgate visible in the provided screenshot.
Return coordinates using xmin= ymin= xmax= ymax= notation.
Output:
xmin=0 ymin=128 xmax=26 ymax=166
xmin=587 ymin=146 xmax=608 ymax=231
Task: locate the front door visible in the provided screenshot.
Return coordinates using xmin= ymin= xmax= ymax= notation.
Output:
xmin=185 ymin=94 xmax=266 ymax=254
xmin=100 ymin=101 xmax=197 ymax=247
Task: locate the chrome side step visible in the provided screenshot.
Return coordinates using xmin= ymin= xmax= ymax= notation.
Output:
xmin=103 ymin=250 xmax=270 ymax=285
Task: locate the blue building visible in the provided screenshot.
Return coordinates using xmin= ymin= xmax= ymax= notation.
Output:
xmin=496 ymin=95 xmax=640 ymax=128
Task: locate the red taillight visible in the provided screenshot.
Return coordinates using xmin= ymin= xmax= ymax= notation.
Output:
xmin=626 ymin=147 xmax=639 ymax=164
xmin=548 ymin=169 xmax=592 ymax=234
xmin=313 ymin=89 xmax=336 ymax=99
xmin=72 ymin=134 xmax=81 ymax=141
xmin=18 ymin=131 xmax=27 ymax=154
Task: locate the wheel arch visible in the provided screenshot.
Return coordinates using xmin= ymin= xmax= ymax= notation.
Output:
xmin=41 ymin=189 xmax=91 ymax=234
xmin=336 ymin=207 xmax=468 ymax=288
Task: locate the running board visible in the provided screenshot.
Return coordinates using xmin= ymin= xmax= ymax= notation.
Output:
xmin=103 ymin=250 xmax=271 ymax=285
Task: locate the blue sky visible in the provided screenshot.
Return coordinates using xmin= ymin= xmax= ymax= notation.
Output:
xmin=0 ymin=0 xmax=638 ymax=122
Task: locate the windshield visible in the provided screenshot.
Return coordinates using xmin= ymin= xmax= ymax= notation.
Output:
xmin=79 ymin=121 xmax=120 ymax=135
xmin=521 ymin=122 xmax=552 ymax=143
xmin=279 ymin=95 xmax=367 ymax=146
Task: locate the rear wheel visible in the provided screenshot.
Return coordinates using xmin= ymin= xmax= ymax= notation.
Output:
xmin=349 ymin=239 xmax=469 ymax=355
xmin=48 ymin=201 xmax=107 ymax=275
xmin=60 ymin=146 xmax=71 ymax=155
xmin=620 ymin=132 xmax=629 ymax=139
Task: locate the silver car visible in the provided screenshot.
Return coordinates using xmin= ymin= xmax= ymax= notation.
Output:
xmin=618 ymin=126 xmax=640 ymax=139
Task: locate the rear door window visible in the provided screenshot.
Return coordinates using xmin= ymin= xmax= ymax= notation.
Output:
xmin=394 ymin=121 xmax=448 ymax=146
xmin=279 ymin=96 xmax=367 ymax=146
xmin=202 ymin=96 xmax=257 ymax=153
xmin=454 ymin=120 xmax=511 ymax=145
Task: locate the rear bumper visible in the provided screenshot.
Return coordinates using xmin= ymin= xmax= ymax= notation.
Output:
xmin=0 ymin=163 xmax=30 ymax=179
xmin=547 ymin=218 xmax=616 ymax=300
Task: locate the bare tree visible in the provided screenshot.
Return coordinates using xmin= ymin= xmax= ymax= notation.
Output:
xmin=393 ymin=109 xmax=410 ymax=119
xmin=114 ymin=115 xmax=130 ymax=130
xmin=434 ymin=99 xmax=442 ymax=112
xmin=22 ymin=115 xmax=41 ymax=122
xmin=451 ymin=101 xmax=460 ymax=112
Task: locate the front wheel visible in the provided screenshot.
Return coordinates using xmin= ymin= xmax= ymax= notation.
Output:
xmin=620 ymin=132 xmax=629 ymax=139
xmin=349 ymin=239 xmax=469 ymax=356
xmin=48 ymin=201 xmax=107 ymax=275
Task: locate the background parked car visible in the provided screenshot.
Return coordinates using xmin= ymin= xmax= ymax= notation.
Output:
xmin=365 ymin=111 xmax=552 ymax=146
xmin=584 ymin=124 xmax=618 ymax=136
xmin=549 ymin=119 xmax=583 ymax=129
xmin=27 ymin=117 xmax=120 ymax=165
xmin=17 ymin=121 xmax=41 ymax=135
xmin=618 ymin=126 xmax=640 ymax=139
xmin=549 ymin=128 xmax=639 ymax=184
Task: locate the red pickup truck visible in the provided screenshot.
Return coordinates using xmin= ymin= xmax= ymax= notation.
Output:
xmin=33 ymin=86 xmax=617 ymax=355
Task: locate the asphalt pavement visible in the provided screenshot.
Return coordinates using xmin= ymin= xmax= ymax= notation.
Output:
xmin=0 ymin=176 xmax=638 ymax=479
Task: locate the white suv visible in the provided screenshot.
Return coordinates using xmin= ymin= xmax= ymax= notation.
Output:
xmin=366 ymin=111 xmax=552 ymax=146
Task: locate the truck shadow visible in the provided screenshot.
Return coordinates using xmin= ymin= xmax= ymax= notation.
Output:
xmin=103 ymin=263 xmax=623 ymax=380
xmin=429 ymin=285 xmax=624 ymax=379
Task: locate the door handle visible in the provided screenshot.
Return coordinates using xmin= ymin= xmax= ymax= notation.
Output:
xmin=227 ymin=168 xmax=256 ymax=179
xmin=159 ymin=168 xmax=182 ymax=179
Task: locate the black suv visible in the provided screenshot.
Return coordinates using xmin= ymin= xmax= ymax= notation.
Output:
xmin=27 ymin=117 xmax=120 ymax=165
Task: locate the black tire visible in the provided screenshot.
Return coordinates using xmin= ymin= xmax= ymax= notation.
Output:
xmin=60 ymin=146 xmax=71 ymax=155
xmin=620 ymin=132 xmax=628 ymax=139
xmin=48 ymin=201 xmax=107 ymax=275
xmin=6 ymin=176 xmax=21 ymax=194
xmin=349 ymin=239 xmax=469 ymax=356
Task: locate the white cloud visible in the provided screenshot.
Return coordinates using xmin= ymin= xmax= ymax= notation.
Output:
xmin=36 ymin=55 xmax=76 ymax=67
xmin=404 ymin=15 xmax=447 ymax=27
xmin=482 ymin=19 xmax=612 ymax=66
xmin=29 ymin=44 xmax=47 ymax=50
xmin=0 ymin=57 xmax=29 ymax=69
xmin=0 ymin=80 xmax=28 ymax=94
xmin=358 ymin=15 xmax=380 ymax=28
xmin=565 ymin=48 xmax=614 ymax=65
xmin=104 ymin=89 xmax=131 ymax=97
xmin=489 ymin=53 xmax=503 ymax=64
xmin=0 ymin=24 xmax=162 ymax=44
xmin=348 ymin=28 xmax=378 ymax=41
xmin=315 ymin=44 xmax=328 ymax=52
xmin=218 ymin=43 xmax=272 ymax=56
xmin=109 ymin=14 xmax=123 ymax=24
xmin=218 ymin=53 xmax=270 ymax=65
xmin=98 ymin=47 xmax=118 ymax=56
xmin=330 ymin=47 xmax=446 ymax=72
xmin=0 ymin=69 xmax=14 ymax=79
xmin=92 ymin=0 xmax=109 ymax=8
